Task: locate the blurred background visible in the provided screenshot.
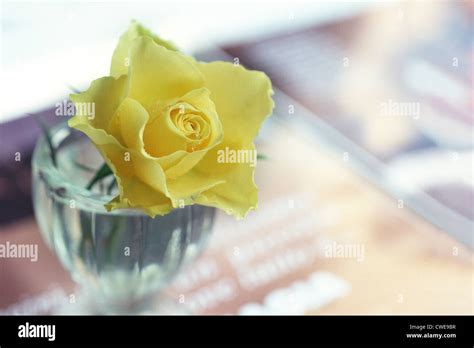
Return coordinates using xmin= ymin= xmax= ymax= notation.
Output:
xmin=0 ymin=0 xmax=473 ymax=314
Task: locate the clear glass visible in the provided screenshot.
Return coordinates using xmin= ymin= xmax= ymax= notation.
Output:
xmin=32 ymin=122 xmax=215 ymax=314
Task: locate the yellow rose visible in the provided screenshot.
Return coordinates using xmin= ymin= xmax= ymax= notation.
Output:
xmin=68 ymin=21 xmax=274 ymax=218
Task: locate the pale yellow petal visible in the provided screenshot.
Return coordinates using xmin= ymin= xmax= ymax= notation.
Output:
xmin=128 ymin=37 xmax=204 ymax=109
xmin=198 ymin=61 xmax=274 ymax=146
xmin=108 ymin=97 xmax=149 ymax=150
xmin=69 ymin=75 xmax=128 ymax=132
xmin=191 ymin=143 xmax=258 ymax=219
xmin=144 ymin=88 xmax=223 ymax=177
xmin=69 ymin=122 xmax=173 ymax=217
xmin=106 ymin=180 xmax=173 ymax=217
xmin=144 ymin=107 xmax=189 ymax=157
xmin=110 ymin=20 xmax=178 ymax=78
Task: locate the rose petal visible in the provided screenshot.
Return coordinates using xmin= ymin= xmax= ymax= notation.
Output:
xmin=106 ymin=180 xmax=173 ymax=217
xmin=69 ymin=75 xmax=128 ymax=132
xmin=108 ymin=97 xmax=149 ymax=150
xmin=128 ymin=36 xmax=204 ymax=109
xmin=110 ymin=20 xmax=178 ymax=78
xmin=68 ymin=122 xmax=173 ymax=217
xmin=143 ymin=105 xmax=189 ymax=157
xmin=193 ymin=143 xmax=259 ymax=219
xmin=145 ymin=88 xmax=223 ymax=172
xmin=188 ymin=62 xmax=274 ymax=218
xmin=167 ymin=172 xmax=225 ymax=207
xmin=198 ymin=61 xmax=274 ymax=146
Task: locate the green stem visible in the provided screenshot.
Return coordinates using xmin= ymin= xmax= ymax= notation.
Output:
xmin=86 ymin=163 xmax=113 ymax=190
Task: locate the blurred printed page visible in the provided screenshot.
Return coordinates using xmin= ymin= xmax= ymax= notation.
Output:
xmin=222 ymin=1 xmax=473 ymax=246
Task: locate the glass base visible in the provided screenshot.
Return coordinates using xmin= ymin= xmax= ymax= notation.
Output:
xmin=55 ymin=287 xmax=188 ymax=315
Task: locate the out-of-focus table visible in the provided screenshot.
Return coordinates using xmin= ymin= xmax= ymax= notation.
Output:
xmin=1 ymin=118 xmax=472 ymax=315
